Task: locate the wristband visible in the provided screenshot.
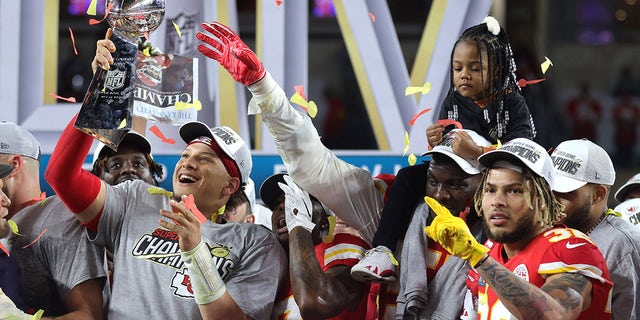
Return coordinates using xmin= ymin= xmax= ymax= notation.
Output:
xmin=473 ymin=254 xmax=490 ymax=269
xmin=181 ymin=241 xmax=226 ymax=304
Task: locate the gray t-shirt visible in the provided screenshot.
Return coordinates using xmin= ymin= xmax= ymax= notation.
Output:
xmin=9 ymin=196 xmax=107 ymax=316
xmin=96 ymin=180 xmax=287 ymax=320
xmin=589 ymin=213 xmax=640 ymax=319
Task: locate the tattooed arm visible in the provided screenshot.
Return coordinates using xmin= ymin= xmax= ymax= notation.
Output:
xmin=288 ymin=227 xmax=365 ymax=320
xmin=477 ymin=257 xmax=592 ymax=320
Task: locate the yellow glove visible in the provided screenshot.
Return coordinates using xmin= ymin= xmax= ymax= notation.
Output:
xmin=423 ymin=196 xmax=489 ymax=267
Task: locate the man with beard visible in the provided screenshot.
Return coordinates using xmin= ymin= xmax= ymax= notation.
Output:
xmin=425 ymin=138 xmax=613 ymax=319
xmin=0 ymin=121 xmax=106 ymax=319
xmin=551 ymin=139 xmax=640 ymax=319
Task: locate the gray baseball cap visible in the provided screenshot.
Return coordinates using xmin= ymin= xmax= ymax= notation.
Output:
xmin=0 ymin=121 xmax=40 ymax=160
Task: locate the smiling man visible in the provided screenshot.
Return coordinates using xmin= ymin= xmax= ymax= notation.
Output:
xmin=46 ymin=114 xmax=286 ymax=319
xmin=90 ymin=131 xmax=163 ymax=186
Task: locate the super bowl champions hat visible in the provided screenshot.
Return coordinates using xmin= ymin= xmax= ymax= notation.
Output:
xmin=615 ymin=173 xmax=640 ymax=202
xmin=478 ymin=138 xmax=555 ymax=188
xmin=179 ymin=121 xmax=252 ymax=183
xmin=0 ymin=164 xmax=13 ymax=179
xmin=91 ymin=131 xmax=153 ymax=167
xmin=550 ymin=139 xmax=615 ymax=193
xmin=422 ymin=129 xmax=492 ymax=175
xmin=613 ymin=198 xmax=640 ymax=228
xmin=0 ymin=121 xmax=41 ymax=160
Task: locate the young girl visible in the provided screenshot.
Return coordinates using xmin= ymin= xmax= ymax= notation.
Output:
xmin=426 ymin=16 xmax=536 ymax=159
xmin=352 ymin=17 xmax=537 ymax=285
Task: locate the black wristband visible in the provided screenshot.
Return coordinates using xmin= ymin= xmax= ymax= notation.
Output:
xmin=474 ymin=254 xmax=490 ymax=268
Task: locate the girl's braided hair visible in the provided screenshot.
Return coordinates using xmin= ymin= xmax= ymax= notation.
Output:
xmin=446 ymin=16 xmax=534 ymax=139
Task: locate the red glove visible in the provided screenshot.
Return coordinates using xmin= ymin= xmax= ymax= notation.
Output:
xmin=196 ymin=22 xmax=266 ymax=86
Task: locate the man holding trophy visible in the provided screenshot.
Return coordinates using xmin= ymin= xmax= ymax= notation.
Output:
xmin=47 ymin=1 xmax=287 ymax=319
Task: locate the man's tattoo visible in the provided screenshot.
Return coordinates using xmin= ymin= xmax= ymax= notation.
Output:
xmin=541 ymin=273 xmax=588 ymax=311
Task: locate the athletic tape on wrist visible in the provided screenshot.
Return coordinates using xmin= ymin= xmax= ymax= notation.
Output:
xmin=181 ymin=241 xmax=226 ymax=304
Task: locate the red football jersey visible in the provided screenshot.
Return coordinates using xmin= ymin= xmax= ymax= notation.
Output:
xmin=475 ymin=227 xmax=612 ymax=320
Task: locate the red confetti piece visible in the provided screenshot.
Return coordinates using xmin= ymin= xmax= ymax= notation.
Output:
xmin=0 ymin=243 xmax=9 ymax=256
xmin=275 ymin=0 xmax=283 ymax=6
xmin=408 ymin=108 xmax=432 ymax=126
xmin=184 ymin=194 xmax=207 ymax=224
xmin=68 ymin=26 xmax=79 ymax=55
xmin=517 ymin=78 xmax=546 ymax=88
xmin=149 ymin=125 xmax=176 ymax=144
xmin=294 ymin=85 xmax=307 ymax=100
xmin=436 ymin=119 xmax=463 ymax=129
xmin=50 ymin=93 xmax=77 ymax=103
xmin=89 ymin=2 xmax=113 ymax=25
xmin=22 ymin=228 xmax=47 ymax=249
xmin=369 ymin=12 xmax=376 ymax=22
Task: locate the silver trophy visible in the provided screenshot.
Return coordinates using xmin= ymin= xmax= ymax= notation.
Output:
xmin=76 ymin=0 xmax=165 ymax=150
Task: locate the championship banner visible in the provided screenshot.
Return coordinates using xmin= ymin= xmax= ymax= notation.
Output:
xmin=133 ymin=52 xmax=199 ymax=124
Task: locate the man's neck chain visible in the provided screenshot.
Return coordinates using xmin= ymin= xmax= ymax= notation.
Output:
xmin=586 ymin=212 xmax=606 ymax=235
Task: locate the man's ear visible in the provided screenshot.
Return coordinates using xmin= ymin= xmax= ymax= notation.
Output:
xmin=245 ymin=214 xmax=255 ymax=224
xmin=592 ymin=184 xmax=608 ymax=204
xmin=222 ymin=177 xmax=241 ymax=195
xmin=6 ymin=155 xmax=22 ymax=178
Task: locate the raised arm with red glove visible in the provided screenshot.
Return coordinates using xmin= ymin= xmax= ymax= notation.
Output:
xmin=44 ymin=115 xmax=105 ymax=231
xmin=196 ymin=22 xmax=265 ymax=86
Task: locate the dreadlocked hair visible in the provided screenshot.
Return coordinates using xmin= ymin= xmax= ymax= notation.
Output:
xmin=473 ymin=167 xmax=565 ymax=228
xmin=91 ymin=153 xmax=164 ymax=186
xmin=446 ymin=17 xmax=521 ymax=139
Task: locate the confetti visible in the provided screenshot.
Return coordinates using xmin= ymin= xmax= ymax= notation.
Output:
xmin=517 ymin=78 xmax=545 ymax=88
xmin=290 ymin=92 xmax=318 ymax=118
xmin=541 ymin=56 xmax=553 ymax=74
xmin=117 ymin=118 xmax=127 ymax=129
xmin=0 ymin=243 xmax=8 ymax=256
xmin=22 ymin=228 xmax=47 ymax=249
xmin=403 ymin=131 xmax=410 ymax=156
xmin=408 ymin=153 xmax=417 ymax=166
xmin=275 ymin=0 xmax=283 ymax=6
xmin=89 ymin=2 xmax=113 ymax=25
xmin=184 ymin=194 xmax=207 ymax=224
xmin=149 ymin=125 xmax=176 ymax=144
xmin=294 ymin=85 xmax=307 ymax=100
xmin=172 ymin=21 xmax=182 ymax=38
xmin=86 ymin=0 xmax=98 ymax=15
xmin=369 ymin=12 xmax=376 ymax=22
xmin=49 ymin=93 xmax=77 ymax=103
xmin=68 ymin=26 xmax=78 ymax=55
xmin=147 ymin=187 xmax=173 ymax=197
xmin=142 ymin=47 xmax=151 ymax=57
xmin=174 ymin=100 xmax=202 ymax=111
xmin=405 ymin=82 xmax=432 ymax=96
xmin=436 ymin=119 xmax=463 ymax=129
xmin=408 ymin=107 xmax=432 ymax=126
xmin=8 ymin=220 xmax=22 ymax=236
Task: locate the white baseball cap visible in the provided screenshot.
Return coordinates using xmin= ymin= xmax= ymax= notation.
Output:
xmin=422 ymin=129 xmax=491 ymax=175
xmin=91 ymin=130 xmax=153 ymax=168
xmin=613 ymin=198 xmax=640 ymax=227
xmin=0 ymin=121 xmax=41 ymax=160
xmin=179 ymin=121 xmax=252 ymax=183
xmin=550 ymin=139 xmax=615 ymax=193
xmin=478 ymin=138 xmax=555 ymax=188
xmin=614 ymin=173 xmax=640 ymax=202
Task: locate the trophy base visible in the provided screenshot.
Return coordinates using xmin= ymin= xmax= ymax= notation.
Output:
xmin=76 ymin=127 xmax=130 ymax=151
